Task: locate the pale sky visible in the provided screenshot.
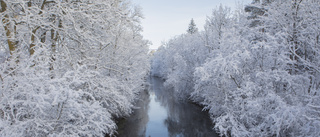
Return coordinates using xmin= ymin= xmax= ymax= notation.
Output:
xmin=131 ymin=0 xmax=253 ymax=49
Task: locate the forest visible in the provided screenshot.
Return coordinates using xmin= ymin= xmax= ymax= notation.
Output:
xmin=0 ymin=0 xmax=149 ymax=136
xmin=152 ymin=0 xmax=320 ymax=136
xmin=0 ymin=0 xmax=320 ymax=137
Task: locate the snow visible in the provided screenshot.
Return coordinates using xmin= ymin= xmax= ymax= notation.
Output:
xmin=151 ymin=1 xmax=320 ymax=136
xmin=0 ymin=0 xmax=149 ymax=136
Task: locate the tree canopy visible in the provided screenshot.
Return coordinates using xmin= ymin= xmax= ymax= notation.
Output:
xmin=0 ymin=0 xmax=149 ymax=136
xmin=152 ymin=0 xmax=320 ymax=136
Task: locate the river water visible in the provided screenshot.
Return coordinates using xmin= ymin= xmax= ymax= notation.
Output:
xmin=116 ymin=76 xmax=219 ymax=137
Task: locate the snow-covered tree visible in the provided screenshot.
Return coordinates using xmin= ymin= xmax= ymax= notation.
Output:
xmin=152 ymin=1 xmax=320 ymax=136
xmin=204 ymin=4 xmax=232 ymax=51
xmin=0 ymin=0 xmax=150 ymax=136
xmin=152 ymin=32 xmax=209 ymax=99
xmin=187 ymin=18 xmax=198 ymax=34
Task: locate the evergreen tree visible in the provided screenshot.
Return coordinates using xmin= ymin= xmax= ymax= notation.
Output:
xmin=187 ymin=18 xmax=198 ymax=34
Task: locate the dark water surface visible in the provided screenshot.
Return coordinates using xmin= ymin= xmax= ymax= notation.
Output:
xmin=117 ymin=77 xmax=219 ymax=137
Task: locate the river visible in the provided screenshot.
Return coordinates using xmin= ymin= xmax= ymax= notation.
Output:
xmin=116 ymin=76 xmax=219 ymax=137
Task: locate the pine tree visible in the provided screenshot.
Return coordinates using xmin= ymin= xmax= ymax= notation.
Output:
xmin=187 ymin=18 xmax=198 ymax=34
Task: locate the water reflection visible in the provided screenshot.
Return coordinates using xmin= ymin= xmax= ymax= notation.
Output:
xmin=117 ymin=76 xmax=219 ymax=137
xmin=117 ymin=89 xmax=150 ymax=137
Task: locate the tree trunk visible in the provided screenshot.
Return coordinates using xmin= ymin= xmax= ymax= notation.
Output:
xmin=1 ymin=1 xmax=16 ymax=54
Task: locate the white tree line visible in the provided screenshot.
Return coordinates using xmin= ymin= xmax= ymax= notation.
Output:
xmin=152 ymin=0 xmax=320 ymax=136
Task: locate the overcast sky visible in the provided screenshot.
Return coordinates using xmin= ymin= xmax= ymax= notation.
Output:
xmin=131 ymin=0 xmax=253 ymax=49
